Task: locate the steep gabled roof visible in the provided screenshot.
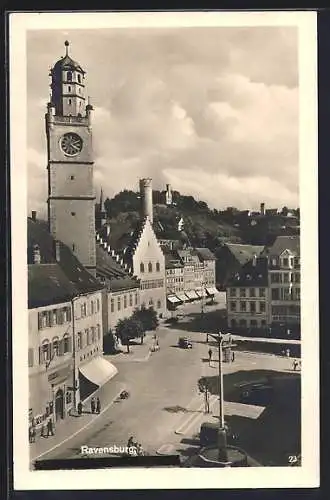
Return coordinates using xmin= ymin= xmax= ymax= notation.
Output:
xmin=28 ymin=264 xmax=77 ymax=308
xmin=227 ymin=257 xmax=268 ymax=287
xmin=96 ymin=244 xmax=139 ymax=292
xmin=194 ymin=247 xmax=216 ymax=261
xmin=225 ymin=243 xmax=265 ymax=266
xmin=268 ymin=235 xmax=300 ymax=256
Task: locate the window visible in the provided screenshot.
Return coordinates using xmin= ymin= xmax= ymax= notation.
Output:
xmin=157 ymin=300 xmax=161 ymax=309
xmin=97 ymin=324 xmax=101 ymax=340
xmin=28 ymin=348 xmax=34 ymax=367
xmin=231 ymin=319 xmax=237 ymax=327
xmin=272 ymin=258 xmax=277 ymax=266
xmin=240 ymin=288 xmax=246 ymax=298
xmin=135 ymin=293 xmax=138 ymax=305
xmin=140 ymin=263 xmax=145 ymax=273
xmin=41 ymin=341 xmax=50 ymax=363
xmin=283 ymin=273 xmax=289 ymax=283
xmin=70 ymin=175 xmax=75 ymax=180
xmin=78 ymin=74 xmax=81 ymax=83
xmin=294 ymin=273 xmax=300 ymax=283
xmin=148 ymin=262 xmax=152 ymax=272
xmin=250 ymin=302 xmax=256 ymax=313
xmin=124 ymin=295 xmax=127 ymax=309
xmin=230 ymin=288 xmax=236 ymax=297
xmin=283 ymin=288 xmax=290 ymax=301
xmin=85 ymin=329 xmax=90 ymax=346
xmin=117 ymin=297 xmax=121 ymax=311
xmin=129 ymin=294 xmax=133 ymax=307
xmin=271 ymin=273 xmax=281 ymax=283
xmin=72 ymin=243 xmax=75 ymax=252
xmin=240 ymin=301 xmax=246 ymax=312
xmin=110 ymin=299 xmax=114 ymax=313
xmin=52 ymin=337 xmax=60 ymax=356
xmin=77 ymin=332 xmax=82 ymax=350
xmin=66 ymin=391 xmax=72 ymax=404
xmin=63 ymin=335 xmax=70 ymax=353
xmin=71 ymin=212 xmax=76 ymax=216
xmin=91 ymin=301 xmax=94 ymax=314
xmin=156 ymin=262 xmax=160 ymax=272
xmin=81 ymin=303 xmax=87 ymax=317
xmin=259 ymin=288 xmax=265 ymax=297
xmin=50 ymin=310 xmax=57 ymax=326
xmin=282 ymin=258 xmax=289 ymax=267
xmin=271 ymin=288 xmax=280 ymax=300
xmin=68 ymin=99 xmax=72 ymax=105
xmin=91 ymin=327 xmax=96 ymax=343
xmin=230 ymin=301 xmax=236 ymax=312
xmin=68 ymin=85 xmax=71 ymax=92
xmin=97 ymin=299 xmax=100 ymax=312
xmin=250 ymin=288 xmax=256 ymax=298
xmin=67 ymin=71 xmax=72 ymax=81
xmin=259 ymin=302 xmax=266 ymax=313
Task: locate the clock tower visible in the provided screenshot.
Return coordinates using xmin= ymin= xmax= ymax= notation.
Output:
xmin=45 ymin=41 xmax=96 ymax=276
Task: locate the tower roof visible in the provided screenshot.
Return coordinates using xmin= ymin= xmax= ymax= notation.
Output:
xmin=53 ymin=41 xmax=85 ymax=74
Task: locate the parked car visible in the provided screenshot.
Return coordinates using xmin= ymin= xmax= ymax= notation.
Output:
xmin=178 ymin=337 xmax=193 ymax=349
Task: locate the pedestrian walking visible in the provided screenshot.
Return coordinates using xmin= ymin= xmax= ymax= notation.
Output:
xmin=96 ymin=397 xmax=101 ymax=414
xmin=91 ymin=397 xmax=95 ymax=414
xmin=29 ymin=425 xmax=36 ymax=443
xmin=46 ymin=418 xmax=54 ymax=438
xmin=136 ymin=443 xmax=144 ymax=456
xmin=77 ymin=401 xmax=83 ymax=415
xmin=205 ymin=395 xmax=210 ymax=414
xmin=208 ymin=348 xmax=212 ymax=366
xmin=231 ymin=351 xmax=235 ymax=362
xmin=127 ymin=436 xmax=134 ymax=448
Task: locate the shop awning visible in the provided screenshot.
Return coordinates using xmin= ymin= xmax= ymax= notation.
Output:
xmin=196 ymin=289 xmax=207 ymax=298
xmin=176 ymin=292 xmax=187 ymax=302
xmin=206 ymin=287 xmax=218 ymax=296
xmin=185 ymin=290 xmax=199 ymax=300
xmin=167 ymin=295 xmax=181 ymax=304
xmin=79 ymin=356 xmax=118 ymax=388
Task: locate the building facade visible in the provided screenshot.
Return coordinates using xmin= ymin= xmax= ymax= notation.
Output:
xmin=267 ymin=236 xmax=300 ymax=329
xmin=226 ymin=256 xmax=269 ymax=330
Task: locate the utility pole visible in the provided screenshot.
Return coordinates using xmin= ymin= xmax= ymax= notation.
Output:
xmin=71 ymin=297 xmax=77 ymax=410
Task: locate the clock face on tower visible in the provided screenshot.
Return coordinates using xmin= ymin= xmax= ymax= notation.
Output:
xmin=60 ymin=132 xmax=83 ymax=156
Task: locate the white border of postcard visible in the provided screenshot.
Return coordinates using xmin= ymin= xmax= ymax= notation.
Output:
xmin=10 ymin=10 xmax=319 ymax=490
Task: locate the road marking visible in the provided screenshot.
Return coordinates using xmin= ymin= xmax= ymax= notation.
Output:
xmin=32 ymin=386 xmax=126 ymax=462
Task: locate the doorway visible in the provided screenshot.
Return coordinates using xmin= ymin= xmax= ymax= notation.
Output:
xmin=55 ymin=388 xmax=64 ymax=421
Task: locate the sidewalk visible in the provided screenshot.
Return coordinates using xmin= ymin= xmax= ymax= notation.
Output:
xmin=105 ymin=333 xmax=158 ymax=363
xmin=30 ymin=374 xmax=126 ymax=462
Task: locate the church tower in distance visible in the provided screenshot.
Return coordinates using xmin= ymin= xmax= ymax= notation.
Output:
xmin=45 ymin=41 xmax=96 ymax=276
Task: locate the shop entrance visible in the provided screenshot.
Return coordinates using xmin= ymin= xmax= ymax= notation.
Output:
xmin=55 ymin=388 xmax=64 ymax=421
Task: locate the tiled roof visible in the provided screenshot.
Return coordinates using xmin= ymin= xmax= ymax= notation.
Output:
xmin=28 ymin=264 xmax=76 ymax=308
xmin=225 ymin=243 xmax=265 ymax=266
xmin=194 ymin=247 xmax=216 ymax=261
xmin=163 ymin=249 xmax=184 ymax=269
xmin=27 ymin=218 xmax=103 ymax=308
xmin=227 ymin=257 xmax=268 ymax=287
xmin=96 ymin=244 xmax=139 ymax=292
xmin=267 ymin=235 xmax=300 ymax=256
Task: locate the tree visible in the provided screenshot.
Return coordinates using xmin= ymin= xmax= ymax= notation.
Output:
xmin=116 ymin=317 xmax=144 ymax=353
xmin=133 ymin=305 xmax=159 ymax=333
xmin=198 ymin=377 xmax=211 ymax=413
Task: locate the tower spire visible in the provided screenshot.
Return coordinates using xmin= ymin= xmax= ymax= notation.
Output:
xmin=100 ymin=187 xmax=104 ymax=211
xmin=64 ymin=40 xmax=69 ymax=56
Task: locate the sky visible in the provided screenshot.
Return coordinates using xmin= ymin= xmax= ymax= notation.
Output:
xmin=27 ymin=27 xmax=299 ymax=217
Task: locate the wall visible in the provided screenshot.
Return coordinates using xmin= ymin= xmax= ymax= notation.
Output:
xmin=132 ymin=219 xmax=166 ymax=315
xmin=226 ymin=285 xmax=269 ymax=328
xmin=166 ymin=267 xmax=184 ymax=295
xmin=106 ymin=288 xmax=140 ymax=332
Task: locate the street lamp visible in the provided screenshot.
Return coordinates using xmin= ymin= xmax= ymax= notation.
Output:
xmin=209 ymin=330 xmax=231 ymax=462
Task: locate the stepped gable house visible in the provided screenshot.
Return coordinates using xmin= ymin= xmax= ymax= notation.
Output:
xmin=95 ymin=178 xmax=166 ymax=317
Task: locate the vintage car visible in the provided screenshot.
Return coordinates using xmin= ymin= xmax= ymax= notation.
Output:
xmin=178 ymin=337 xmax=193 ymax=349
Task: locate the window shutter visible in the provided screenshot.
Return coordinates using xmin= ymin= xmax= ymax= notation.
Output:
xmin=67 ymin=337 xmax=72 ymax=353
xmin=59 ymin=339 xmax=64 ymax=356
xmin=38 ymin=346 xmax=42 ymax=364
xmin=67 ymin=307 xmax=72 ymax=322
xmin=49 ymin=342 xmax=53 ymax=362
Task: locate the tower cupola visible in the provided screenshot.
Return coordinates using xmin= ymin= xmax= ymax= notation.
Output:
xmin=49 ymin=41 xmax=87 ymax=117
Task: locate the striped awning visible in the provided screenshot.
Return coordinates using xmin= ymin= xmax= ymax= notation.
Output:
xmin=176 ymin=292 xmax=187 ymax=302
xmin=167 ymin=295 xmax=181 ymax=304
xmin=196 ymin=289 xmax=207 ymax=298
xmin=206 ymin=287 xmax=218 ymax=296
xmin=185 ymin=290 xmax=199 ymax=300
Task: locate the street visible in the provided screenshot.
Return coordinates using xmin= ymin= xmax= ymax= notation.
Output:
xmin=35 ymin=296 xmax=300 ymax=466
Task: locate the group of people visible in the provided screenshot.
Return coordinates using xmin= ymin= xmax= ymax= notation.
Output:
xmin=127 ymin=436 xmax=144 ymax=456
xmin=77 ymin=396 xmax=101 ymax=415
xmin=207 ymin=348 xmax=235 ymax=366
xmin=29 ymin=417 xmax=55 ymax=443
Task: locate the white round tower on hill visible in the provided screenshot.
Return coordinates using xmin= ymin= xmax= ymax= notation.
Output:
xmin=139 ymin=178 xmax=153 ymax=224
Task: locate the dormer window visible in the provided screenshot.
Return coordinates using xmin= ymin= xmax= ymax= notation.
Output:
xmin=78 ymin=74 xmax=81 ymax=83
xmin=67 ymin=71 xmax=72 ymax=82
xmin=148 ymin=262 xmax=152 ymax=272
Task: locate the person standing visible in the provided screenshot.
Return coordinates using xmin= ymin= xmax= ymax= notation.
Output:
xmin=96 ymin=397 xmax=101 ymax=414
xmin=232 ymin=351 xmax=235 ymax=362
xmin=208 ymin=348 xmax=212 ymax=366
xmin=91 ymin=397 xmax=95 ymax=414
xmin=77 ymin=401 xmax=83 ymax=415
xmin=46 ymin=418 xmax=54 ymax=438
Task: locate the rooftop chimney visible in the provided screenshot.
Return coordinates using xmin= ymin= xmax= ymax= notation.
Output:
xmin=260 ymin=203 xmax=265 ymax=216
xmin=31 ymin=211 xmax=37 ymax=222
xmin=139 ymin=178 xmax=153 ymax=224
xmin=165 ymin=183 xmax=172 ymax=206
xmin=33 ymin=244 xmax=41 ymax=264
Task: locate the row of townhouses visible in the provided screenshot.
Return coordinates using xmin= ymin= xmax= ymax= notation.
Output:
xmin=226 ymin=235 xmax=300 ymax=331
xmin=28 ymin=43 xmax=217 ymax=429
